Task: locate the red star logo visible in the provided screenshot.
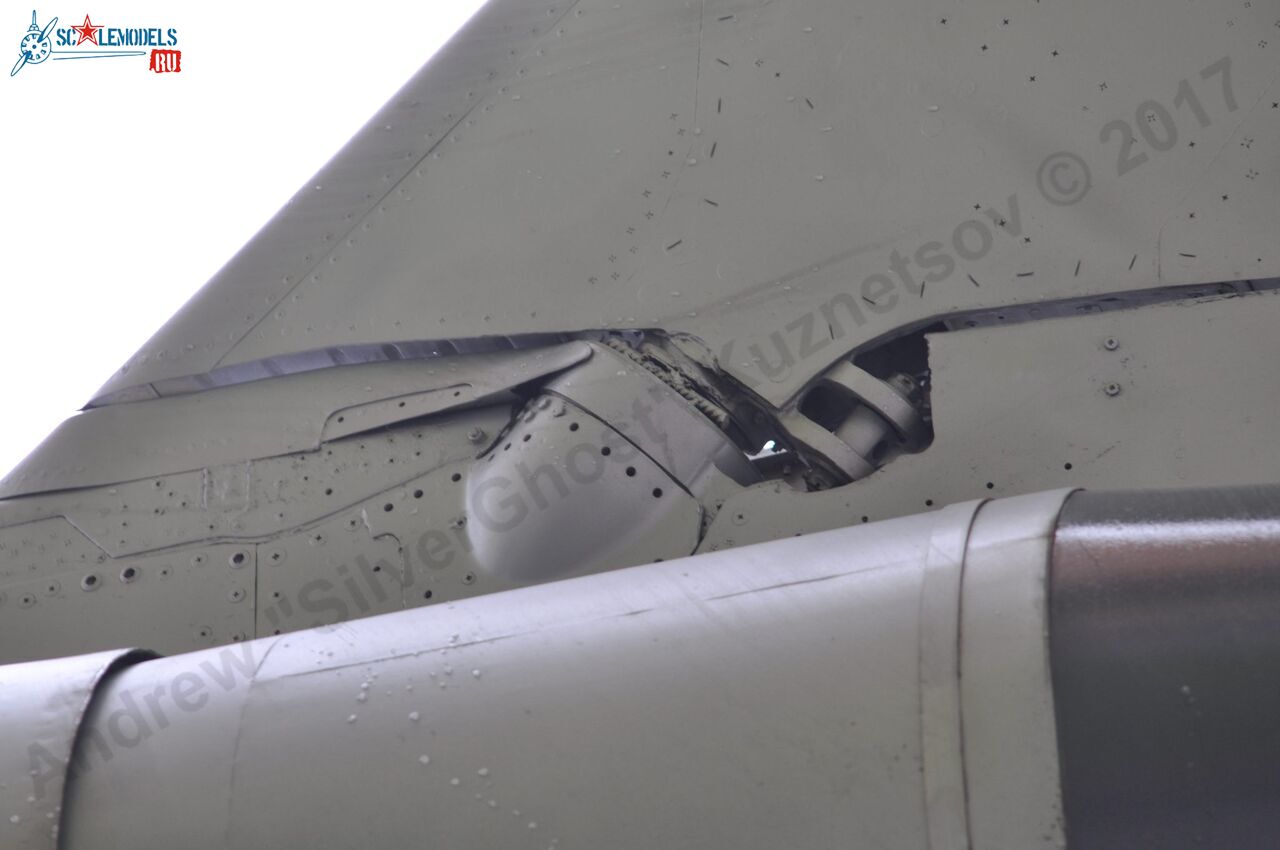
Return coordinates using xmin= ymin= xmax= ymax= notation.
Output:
xmin=72 ymin=15 xmax=102 ymax=46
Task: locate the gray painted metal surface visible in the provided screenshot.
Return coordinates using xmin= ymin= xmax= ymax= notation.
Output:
xmin=1 ymin=0 xmax=1278 ymax=842
xmin=700 ymin=290 xmax=1280 ymax=549
xmin=2 ymin=0 xmax=1278 ymax=664
xmin=86 ymin=0 xmax=1280 ymax=409
xmin=5 ymin=487 xmax=1275 ymax=847
xmin=0 ymin=648 xmax=155 ymax=849
xmin=0 ymin=343 xmax=592 ymax=499
xmin=0 ymin=490 xmax=1069 ymax=849
xmin=7 ymin=289 xmax=1278 ymax=664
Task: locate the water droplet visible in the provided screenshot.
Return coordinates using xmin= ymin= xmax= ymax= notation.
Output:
xmin=478 ymin=767 xmax=490 ymax=777
xmin=450 ymin=777 xmax=462 ymax=786
xmin=347 ymin=714 xmax=357 ymax=723
xmin=418 ymin=755 xmax=431 ymax=765
xmin=360 ymin=682 xmax=370 ymax=690
xmin=409 ymin=711 xmax=421 ymax=721
xmin=686 ymin=157 xmax=698 ymax=165
xmin=356 ymin=693 xmax=367 ymax=703
xmin=471 ymin=669 xmax=482 ymax=679
xmin=529 ymin=821 xmax=539 ymax=830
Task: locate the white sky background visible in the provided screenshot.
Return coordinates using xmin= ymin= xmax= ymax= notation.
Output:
xmin=0 ymin=0 xmax=486 ymax=480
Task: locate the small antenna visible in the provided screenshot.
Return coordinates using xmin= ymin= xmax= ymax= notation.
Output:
xmin=29 ymin=10 xmax=39 ymax=32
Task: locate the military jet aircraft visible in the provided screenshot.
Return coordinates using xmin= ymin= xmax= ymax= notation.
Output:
xmin=3 ymin=0 xmax=1279 ymax=847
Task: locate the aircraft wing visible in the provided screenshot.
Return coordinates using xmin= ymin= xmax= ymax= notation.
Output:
xmin=89 ymin=0 xmax=1280 ymax=410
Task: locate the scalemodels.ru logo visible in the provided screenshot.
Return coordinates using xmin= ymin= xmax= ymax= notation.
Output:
xmin=10 ymin=10 xmax=181 ymax=76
